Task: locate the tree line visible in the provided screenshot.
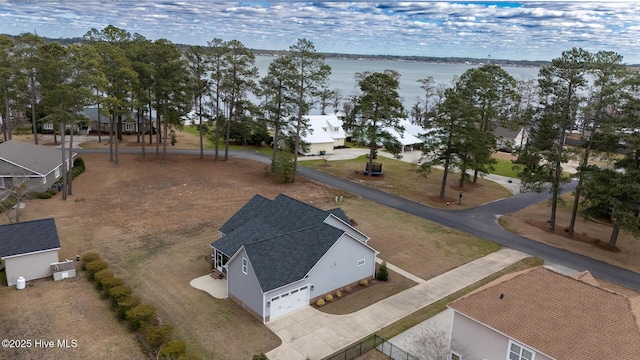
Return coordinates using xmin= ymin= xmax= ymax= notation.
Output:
xmin=1 ymin=28 xmax=638 ymax=245
xmin=414 ymin=48 xmax=640 ymax=247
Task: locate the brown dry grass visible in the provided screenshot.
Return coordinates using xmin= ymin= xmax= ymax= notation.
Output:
xmin=1 ymin=129 xmax=502 ymax=359
xmin=0 ymin=276 xmax=143 ymax=360
xmin=5 ymin=130 xmax=638 ymax=360
xmin=500 ymin=194 xmax=640 ymax=275
xmin=301 ymin=156 xmax=512 ymax=209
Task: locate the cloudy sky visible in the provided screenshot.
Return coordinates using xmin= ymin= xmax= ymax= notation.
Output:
xmin=0 ymin=1 xmax=639 ymax=64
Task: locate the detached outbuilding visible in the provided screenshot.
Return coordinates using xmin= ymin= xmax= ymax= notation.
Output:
xmin=0 ymin=218 xmax=61 ymax=286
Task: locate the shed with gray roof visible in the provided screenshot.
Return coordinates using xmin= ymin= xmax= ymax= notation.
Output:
xmin=0 ymin=218 xmax=61 ymax=286
xmin=211 ymin=194 xmax=377 ymax=322
xmin=0 ymin=140 xmax=74 ymax=192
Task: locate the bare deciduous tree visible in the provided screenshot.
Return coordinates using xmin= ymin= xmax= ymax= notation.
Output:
xmin=1 ymin=174 xmax=33 ymax=224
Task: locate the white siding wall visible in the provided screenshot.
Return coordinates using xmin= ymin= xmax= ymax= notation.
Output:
xmin=450 ymin=312 xmax=553 ymax=360
xmin=305 ymin=142 xmax=334 ymax=156
xmin=305 ymin=234 xmax=376 ymax=299
xmin=4 ymin=250 xmax=59 ymax=286
xmin=227 ymin=248 xmax=265 ymax=318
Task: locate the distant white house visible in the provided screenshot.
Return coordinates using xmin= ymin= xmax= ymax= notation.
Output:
xmin=299 ymin=114 xmax=347 ymax=155
xmin=356 ymin=118 xmax=424 ymax=152
xmin=495 ymin=126 xmax=530 ymax=152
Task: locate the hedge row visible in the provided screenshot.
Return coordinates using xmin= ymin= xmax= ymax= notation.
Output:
xmin=82 ymin=252 xmax=195 ymax=360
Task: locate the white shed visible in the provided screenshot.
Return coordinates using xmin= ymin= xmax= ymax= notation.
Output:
xmin=0 ymin=218 xmax=61 ymax=286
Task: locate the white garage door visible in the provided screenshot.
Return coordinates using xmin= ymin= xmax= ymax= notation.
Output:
xmin=270 ymin=285 xmax=309 ymax=320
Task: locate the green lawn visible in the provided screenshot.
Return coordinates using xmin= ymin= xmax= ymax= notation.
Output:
xmin=491 ymin=157 xmax=522 ymax=178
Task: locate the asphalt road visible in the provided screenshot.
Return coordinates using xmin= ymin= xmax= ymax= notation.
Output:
xmin=75 ymin=148 xmax=640 ymax=290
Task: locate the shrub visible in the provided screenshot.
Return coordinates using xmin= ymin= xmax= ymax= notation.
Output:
xmin=252 ymin=353 xmax=268 ymax=360
xmin=46 ymin=188 xmax=58 ymax=196
xmin=126 ymin=304 xmax=156 ymax=330
xmin=81 ymin=252 xmax=101 ymax=270
xmin=109 ymin=285 xmax=133 ymax=303
xmin=360 ymin=279 xmax=369 ymax=287
xmin=100 ymin=276 xmax=124 ymax=293
xmin=376 ymin=261 xmax=389 ymax=281
xmin=74 ymin=157 xmax=86 ymax=172
xmin=143 ymin=324 xmax=172 ymax=350
xmin=31 ymin=191 xmax=52 ymax=199
xmin=115 ymin=295 xmax=140 ymax=320
xmin=271 ymin=151 xmax=295 ymax=183
xmin=335 ymin=290 xmax=342 ymax=298
xmin=72 ymin=167 xmax=82 ymax=178
xmin=316 ymin=299 xmax=325 ymax=307
xmin=344 ymin=286 xmax=352 ymax=293
xmin=93 ymin=269 xmax=115 ymax=289
xmin=159 ymin=340 xmax=186 ymax=359
xmin=85 ymin=260 xmax=109 ymax=280
xmin=325 ymin=294 xmax=333 ymax=302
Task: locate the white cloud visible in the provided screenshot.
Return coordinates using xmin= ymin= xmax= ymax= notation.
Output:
xmin=0 ymin=1 xmax=637 ymax=63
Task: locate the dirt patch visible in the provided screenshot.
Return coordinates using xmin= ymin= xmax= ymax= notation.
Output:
xmin=500 ymin=194 xmax=640 ymax=274
xmin=524 ymin=219 xmax=621 ymax=252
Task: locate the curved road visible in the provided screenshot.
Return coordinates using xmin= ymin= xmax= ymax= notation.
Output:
xmin=76 ymin=148 xmax=640 ymax=290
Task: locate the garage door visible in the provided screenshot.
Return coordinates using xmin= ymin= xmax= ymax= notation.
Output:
xmin=270 ymin=285 xmax=309 ymax=320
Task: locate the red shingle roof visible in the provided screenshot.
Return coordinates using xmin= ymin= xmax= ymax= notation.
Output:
xmin=449 ymin=267 xmax=640 ymax=360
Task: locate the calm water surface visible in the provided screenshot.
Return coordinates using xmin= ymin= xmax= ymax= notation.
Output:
xmin=255 ymin=55 xmax=540 ymax=114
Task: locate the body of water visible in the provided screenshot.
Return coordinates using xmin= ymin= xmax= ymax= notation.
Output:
xmin=255 ymin=55 xmax=540 ymax=114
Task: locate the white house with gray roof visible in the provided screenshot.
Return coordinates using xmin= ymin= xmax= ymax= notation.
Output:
xmin=0 ymin=140 xmax=74 ymax=192
xmin=211 ymin=194 xmax=378 ymax=322
xmin=0 ymin=218 xmax=61 ymax=286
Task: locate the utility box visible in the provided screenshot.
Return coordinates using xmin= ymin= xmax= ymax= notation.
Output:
xmin=51 ymin=260 xmax=77 ymax=281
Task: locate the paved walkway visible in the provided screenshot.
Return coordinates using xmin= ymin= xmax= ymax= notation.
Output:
xmin=265 ymin=248 xmax=529 ymax=360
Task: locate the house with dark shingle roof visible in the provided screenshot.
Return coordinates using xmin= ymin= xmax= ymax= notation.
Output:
xmin=0 ymin=140 xmax=74 ymax=192
xmin=211 ymin=194 xmax=378 ymax=323
xmin=79 ymin=107 xmax=153 ymax=134
xmin=447 ymin=266 xmax=640 ymax=360
xmin=0 ymin=218 xmax=61 ymax=286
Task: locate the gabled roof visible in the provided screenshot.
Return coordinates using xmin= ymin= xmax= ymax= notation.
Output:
xmin=494 ymin=126 xmax=521 ymax=139
xmin=0 ymin=140 xmax=64 ymax=176
xmin=212 ymin=194 xmax=366 ymax=292
xmin=0 ymin=218 xmax=60 ymax=258
xmin=448 ymin=266 xmax=640 ymax=360
xmin=245 ymin=224 xmax=345 ymax=291
xmin=306 ymin=115 xmax=347 ymax=141
xmin=80 ymin=107 xmax=150 ymax=124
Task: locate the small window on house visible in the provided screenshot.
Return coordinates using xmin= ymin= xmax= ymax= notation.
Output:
xmin=41 ymin=177 xmax=46 ymax=185
xmin=55 ymin=167 xmax=60 ymax=178
xmin=125 ymin=122 xmax=135 ymax=131
xmin=450 ymin=352 xmax=461 ymax=360
xmin=357 ymin=259 xmax=365 ymax=267
xmin=508 ymin=340 xmax=535 ymax=360
xmin=241 ymin=258 xmax=248 ymax=274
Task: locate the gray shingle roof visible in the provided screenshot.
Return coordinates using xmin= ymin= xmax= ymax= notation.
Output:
xmin=247 ymin=225 xmax=345 ymax=292
xmin=0 ymin=218 xmax=60 ymax=258
xmin=0 ymin=140 xmax=64 ymax=176
xmin=212 ymin=194 xmax=353 ymax=292
xmin=80 ymin=107 xmax=148 ymax=124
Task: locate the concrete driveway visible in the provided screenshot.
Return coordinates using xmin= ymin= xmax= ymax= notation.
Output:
xmin=265 ymin=248 xmax=529 ymax=360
